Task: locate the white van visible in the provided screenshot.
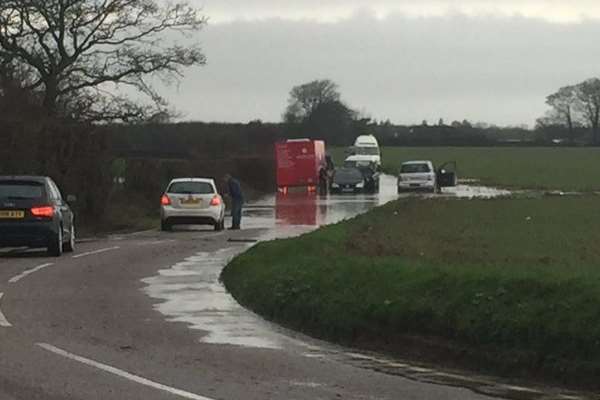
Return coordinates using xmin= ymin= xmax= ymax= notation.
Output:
xmin=345 ymin=135 xmax=381 ymax=168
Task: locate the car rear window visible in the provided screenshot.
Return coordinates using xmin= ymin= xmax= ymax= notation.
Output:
xmin=0 ymin=181 xmax=45 ymax=199
xmin=167 ymin=181 xmax=214 ymax=194
xmin=401 ymin=163 xmax=431 ymax=173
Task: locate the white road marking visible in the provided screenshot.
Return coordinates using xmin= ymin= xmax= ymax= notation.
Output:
xmin=37 ymin=343 xmax=216 ymax=400
xmin=128 ymin=229 xmax=158 ymax=236
xmin=9 ymin=263 xmax=54 ymax=284
xmin=72 ymin=246 xmax=120 ymax=259
xmin=138 ymin=240 xmax=176 ymax=246
xmin=0 ymin=293 xmax=12 ymax=327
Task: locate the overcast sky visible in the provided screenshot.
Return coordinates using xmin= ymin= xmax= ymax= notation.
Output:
xmin=159 ymin=1 xmax=600 ymax=126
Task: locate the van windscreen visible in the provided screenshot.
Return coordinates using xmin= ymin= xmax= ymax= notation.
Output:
xmin=355 ymin=147 xmax=379 ymax=156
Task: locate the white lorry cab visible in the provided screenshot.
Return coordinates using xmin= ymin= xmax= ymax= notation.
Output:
xmin=345 ymin=135 xmax=381 ymax=169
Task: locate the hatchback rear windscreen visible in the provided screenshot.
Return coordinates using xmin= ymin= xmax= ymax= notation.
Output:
xmin=401 ymin=164 xmax=431 ymax=173
xmin=0 ymin=181 xmax=45 ymax=199
xmin=168 ymin=182 xmax=214 ymax=194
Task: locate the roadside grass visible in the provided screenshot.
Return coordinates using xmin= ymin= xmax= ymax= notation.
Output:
xmin=222 ymin=196 xmax=600 ymax=386
xmin=330 ymin=146 xmax=600 ymax=191
xmin=77 ymin=189 xmax=159 ymax=237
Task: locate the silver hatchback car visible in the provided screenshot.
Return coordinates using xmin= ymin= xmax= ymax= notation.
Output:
xmin=160 ymin=178 xmax=226 ymax=231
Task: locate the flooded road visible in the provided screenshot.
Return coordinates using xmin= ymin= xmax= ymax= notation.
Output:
xmin=141 ymin=177 xmax=586 ymax=400
xmin=243 ymin=174 xmax=510 ymax=235
xmin=144 ymin=175 xmax=511 ymax=349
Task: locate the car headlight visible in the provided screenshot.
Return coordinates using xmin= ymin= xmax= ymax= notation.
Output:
xmin=356 ymin=182 xmax=364 ymax=188
xmin=332 ymin=183 xmax=339 ymax=188
xmin=427 ymin=175 xmax=433 ymax=181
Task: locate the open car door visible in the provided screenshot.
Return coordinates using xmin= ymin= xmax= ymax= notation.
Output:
xmin=436 ymin=161 xmax=458 ymax=187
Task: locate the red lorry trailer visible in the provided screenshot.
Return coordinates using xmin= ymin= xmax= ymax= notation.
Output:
xmin=275 ymin=139 xmax=328 ymax=194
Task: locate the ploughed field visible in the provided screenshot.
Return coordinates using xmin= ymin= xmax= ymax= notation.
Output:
xmin=222 ymin=196 xmax=600 ymax=387
xmin=330 ymin=146 xmax=600 ymax=191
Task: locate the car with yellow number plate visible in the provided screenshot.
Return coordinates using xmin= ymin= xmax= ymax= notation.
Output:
xmin=0 ymin=176 xmax=76 ymax=256
xmin=160 ymin=178 xmax=226 ymax=231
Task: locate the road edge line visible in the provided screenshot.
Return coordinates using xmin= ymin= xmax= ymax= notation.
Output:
xmin=0 ymin=293 xmax=12 ymax=327
xmin=72 ymin=246 xmax=120 ymax=259
xmin=36 ymin=343 xmax=215 ymax=400
xmin=8 ymin=263 xmax=54 ymax=284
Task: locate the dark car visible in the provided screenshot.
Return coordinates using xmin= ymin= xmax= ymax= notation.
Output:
xmin=330 ymin=167 xmax=379 ymax=193
xmin=0 ymin=176 xmax=75 ymax=256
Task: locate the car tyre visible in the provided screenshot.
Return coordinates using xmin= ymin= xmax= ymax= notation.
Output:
xmin=161 ymin=220 xmax=172 ymax=232
xmin=63 ymin=225 xmax=75 ymax=253
xmin=48 ymin=228 xmax=63 ymax=257
xmin=214 ymin=218 xmax=225 ymax=231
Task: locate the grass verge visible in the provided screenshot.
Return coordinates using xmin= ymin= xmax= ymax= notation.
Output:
xmin=222 ymin=196 xmax=600 ymax=387
xmin=330 ymin=146 xmax=600 ymax=191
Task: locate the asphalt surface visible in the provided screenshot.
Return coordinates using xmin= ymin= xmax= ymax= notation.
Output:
xmin=0 ymin=179 xmax=585 ymax=400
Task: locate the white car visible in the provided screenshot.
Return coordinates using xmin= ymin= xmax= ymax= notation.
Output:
xmin=397 ymin=161 xmax=437 ymax=193
xmin=160 ymin=178 xmax=225 ymax=231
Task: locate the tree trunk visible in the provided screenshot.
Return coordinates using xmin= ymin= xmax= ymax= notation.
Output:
xmin=567 ymin=112 xmax=574 ymax=145
xmin=594 ymin=106 xmax=600 ymax=145
xmin=43 ymin=79 xmax=59 ymax=116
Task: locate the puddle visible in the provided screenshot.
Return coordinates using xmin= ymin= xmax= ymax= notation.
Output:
xmin=442 ymin=185 xmax=511 ymax=199
xmin=143 ymin=248 xmax=293 ymax=349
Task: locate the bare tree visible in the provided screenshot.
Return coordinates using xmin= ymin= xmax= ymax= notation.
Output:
xmin=575 ymin=78 xmax=600 ymax=145
xmin=284 ymin=79 xmax=341 ymax=123
xmin=546 ymin=85 xmax=579 ymax=143
xmin=535 ymin=110 xmax=562 ymax=130
xmin=0 ymin=0 xmax=206 ymax=121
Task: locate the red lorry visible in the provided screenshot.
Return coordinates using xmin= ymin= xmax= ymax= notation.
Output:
xmin=275 ymin=139 xmax=331 ymax=194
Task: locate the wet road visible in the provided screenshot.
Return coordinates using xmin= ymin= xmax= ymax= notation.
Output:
xmin=0 ymin=177 xmax=584 ymax=400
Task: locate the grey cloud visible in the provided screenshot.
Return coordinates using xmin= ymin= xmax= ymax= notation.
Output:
xmin=194 ymin=1 xmax=600 ymax=22
xmin=160 ymin=12 xmax=600 ymax=126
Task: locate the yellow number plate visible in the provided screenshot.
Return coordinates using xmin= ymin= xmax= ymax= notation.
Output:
xmin=0 ymin=210 xmax=25 ymax=219
xmin=181 ymin=198 xmax=201 ymax=205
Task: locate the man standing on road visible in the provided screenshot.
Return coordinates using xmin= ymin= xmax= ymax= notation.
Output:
xmin=224 ymin=174 xmax=244 ymax=230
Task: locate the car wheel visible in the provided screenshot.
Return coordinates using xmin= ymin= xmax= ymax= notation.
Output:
xmin=214 ymin=220 xmax=223 ymax=231
xmin=161 ymin=220 xmax=172 ymax=232
xmin=48 ymin=227 xmax=63 ymax=257
xmin=63 ymin=225 xmax=75 ymax=253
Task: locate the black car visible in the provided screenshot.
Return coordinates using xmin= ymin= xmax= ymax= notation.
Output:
xmin=330 ymin=167 xmax=379 ymax=193
xmin=0 ymin=176 xmax=75 ymax=256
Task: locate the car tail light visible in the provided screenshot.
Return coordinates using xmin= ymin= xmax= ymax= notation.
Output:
xmin=160 ymin=194 xmax=171 ymax=206
xmin=31 ymin=206 xmax=54 ymax=218
xmin=210 ymin=195 xmax=221 ymax=206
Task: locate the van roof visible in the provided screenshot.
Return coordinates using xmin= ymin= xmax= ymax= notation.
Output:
xmin=354 ymin=135 xmax=378 ymax=145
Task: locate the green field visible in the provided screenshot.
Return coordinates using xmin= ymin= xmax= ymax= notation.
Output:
xmin=223 ymin=196 xmax=600 ymax=386
xmin=330 ymin=147 xmax=600 ymax=191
